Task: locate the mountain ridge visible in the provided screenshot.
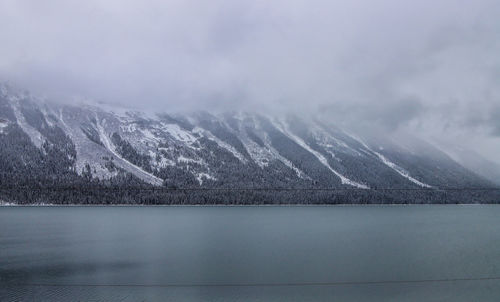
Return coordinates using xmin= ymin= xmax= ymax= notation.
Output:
xmin=0 ymin=83 xmax=498 ymax=204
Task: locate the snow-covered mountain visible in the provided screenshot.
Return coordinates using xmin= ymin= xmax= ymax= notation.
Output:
xmin=0 ymin=84 xmax=497 ymax=204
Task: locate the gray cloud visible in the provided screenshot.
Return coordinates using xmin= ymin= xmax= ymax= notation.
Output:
xmin=318 ymin=96 xmax=426 ymax=132
xmin=489 ymin=107 xmax=500 ymax=136
xmin=0 ymin=0 xmax=499 ymax=161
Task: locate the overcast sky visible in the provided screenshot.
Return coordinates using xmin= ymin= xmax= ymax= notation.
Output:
xmin=1 ymin=0 xmax=499 ymax=162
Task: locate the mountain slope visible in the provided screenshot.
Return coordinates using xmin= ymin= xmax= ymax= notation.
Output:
xmin=0 ymin=84 xmax=498 ymax=204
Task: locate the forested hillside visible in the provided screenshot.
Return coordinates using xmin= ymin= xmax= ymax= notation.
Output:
xmin=1 ymin=84 xmax=498 ymax=204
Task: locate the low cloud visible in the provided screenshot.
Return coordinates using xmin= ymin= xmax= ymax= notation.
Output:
xmin=318 ymin=96 xmax=426 ymax=132
xmin=0 ymin=0 xmax=499 ymax=161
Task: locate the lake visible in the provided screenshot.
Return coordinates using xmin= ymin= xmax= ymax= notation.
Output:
xmin=1 ymin=205 xmax=500 ymax=301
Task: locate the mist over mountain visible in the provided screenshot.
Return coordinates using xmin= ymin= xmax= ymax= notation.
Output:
xmin=1 ymin=0 xmax=500 ymax=166
xmin=1 ymin=83 xmax=498 ymax=204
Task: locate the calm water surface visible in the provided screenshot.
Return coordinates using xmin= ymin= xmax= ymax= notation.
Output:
xmin=1 ymin=205 xmax=500 ymax=301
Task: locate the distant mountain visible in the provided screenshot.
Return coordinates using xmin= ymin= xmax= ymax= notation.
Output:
xmin=0 ymin=83 xmax=498 ymax=204
xmin=435 ymin=144 xmax=500 ymax=186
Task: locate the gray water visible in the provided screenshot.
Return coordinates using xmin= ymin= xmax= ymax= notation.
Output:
xmin=1 ymin=205 xmax=500 ymax=301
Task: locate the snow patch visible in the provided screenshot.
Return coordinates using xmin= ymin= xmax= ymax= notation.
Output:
xmin=196 ymin=172 xmax=216 ymax=185
xmin=11 ymin=101 xmax=44 ymax=148
xmin=0 ymin=200 xmax=17 ymax=206
xmin=160 ymin=123 xmax=198 ymax=145
xmin=0 ymin=119 xmax=8 ymax=134
xmin=140 ymin=129 xmax=160 ymax=143
xmin=40 ymin=107 xmax=55 ymax=128
xmin=157 ymin=157 xmax=176 ymax=168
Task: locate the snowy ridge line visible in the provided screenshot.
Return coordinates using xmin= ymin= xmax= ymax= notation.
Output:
xmin=11 ymin=100 xmax=44 ymax=148
xmin=40 ymin=107 xmax=56 ymax=127
xmin=311 ymin=121 xmax=362 ymax=156
xmin=233 ymin=113 xmax=309 ymax=178
xmin=58 ymin=107 xmax=118 ymax=180
xmin=236 ymin=114 xmax=271 ymax=168
xmin=94 ymin=114 xmax=163 ymax=185
xmin=271 ymin=118 xmax=369 ymax=189
xmin=219 ymin=113 xmax=309 ymax=179
xmin=266 ymin=139 xmax=310 ymax=179
xmin=219 ymin=114 xmax=271 ymax=168
xmin=263 ymin=132 xmax=310 ymax=179
xmin=219 ymin=115 xmax=268 ymax=166
xmin=58 ymin=108 xmax=71 ymax=137
xmin=192 ymin=126 xmax=248 ymax=163
xmin=348 ymin=134 xmax=433 ymax=188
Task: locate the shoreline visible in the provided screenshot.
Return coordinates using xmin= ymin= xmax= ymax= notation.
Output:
xmin=0 ymin=203 xmax=490 ymax=207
